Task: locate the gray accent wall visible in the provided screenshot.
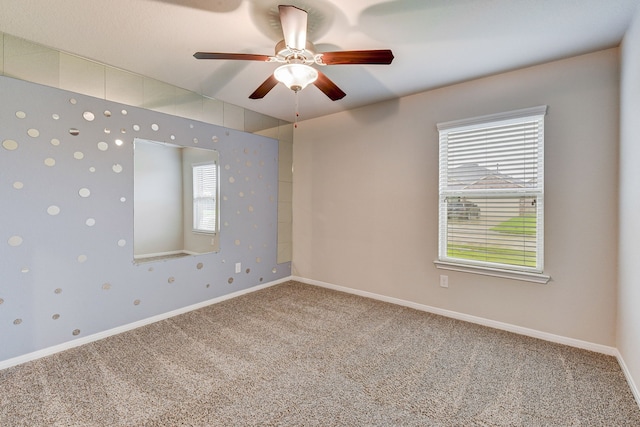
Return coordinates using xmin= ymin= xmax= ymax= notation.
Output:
xmin=0 ymin=76 xmax=290 ymax=362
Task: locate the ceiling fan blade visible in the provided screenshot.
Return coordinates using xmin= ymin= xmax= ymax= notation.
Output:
xmin=320 ymin=50 xmax=394 ymax=65
xmin=249 ymin=74 xmax=279 ymax=99
xmin=279 ymin=5 xmax=307 ymax=51
xmin=194 ymin=52 xmax=272 ymax=61
xmin=313 ymin=71 xmax=346 ymax=101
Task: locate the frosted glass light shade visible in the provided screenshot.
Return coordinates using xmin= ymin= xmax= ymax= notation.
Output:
xmin=274 ymin=63 xmax=318 ymax=92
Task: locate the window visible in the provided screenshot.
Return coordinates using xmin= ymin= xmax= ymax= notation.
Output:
xmin=192 ymin=162 xmax=218 ymax=234
xmin=436 ymin=106 xmax=548 ymax=283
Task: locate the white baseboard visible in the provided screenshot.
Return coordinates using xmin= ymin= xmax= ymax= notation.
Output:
xmin=292 ymin=276 xmax=618 ymax=356
xmin=0 ymin=277 xmax=291 ymax=371
xmin=616 ymin=350 xmax=640 ymax=408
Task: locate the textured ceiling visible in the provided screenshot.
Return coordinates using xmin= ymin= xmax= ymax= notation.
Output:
xmin=0 ymin=0 xmax=637 ymax=122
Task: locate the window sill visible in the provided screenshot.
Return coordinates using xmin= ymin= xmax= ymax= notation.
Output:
xmin=433 ymin=260 xmax=550 ymax=284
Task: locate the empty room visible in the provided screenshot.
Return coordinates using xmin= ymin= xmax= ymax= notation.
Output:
xmin=1 ymin=0 xmax=640 ymax=425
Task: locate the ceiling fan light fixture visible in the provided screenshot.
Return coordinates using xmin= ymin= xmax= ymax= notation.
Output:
xmin=274 ymin=63 xmax=318 ymax=92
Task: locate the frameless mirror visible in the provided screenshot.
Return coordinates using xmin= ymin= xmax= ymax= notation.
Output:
xmin=133 ymin=138 xmax=219 ymax=262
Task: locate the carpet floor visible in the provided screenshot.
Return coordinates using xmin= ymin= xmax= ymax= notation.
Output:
xmin=1 ymin=281 xmax=639 ymax=426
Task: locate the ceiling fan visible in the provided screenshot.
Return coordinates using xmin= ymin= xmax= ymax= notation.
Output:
xmin=194 ymin=4 xmax=394 ymax=101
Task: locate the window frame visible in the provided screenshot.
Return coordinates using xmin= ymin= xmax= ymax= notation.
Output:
xmin=192 ymin=161 xmax=219 ymax=235
xmin=434 ymin=106 xmax=550 ymax=284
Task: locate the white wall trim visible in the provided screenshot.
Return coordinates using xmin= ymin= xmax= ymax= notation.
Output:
xmin=616 ymin=350 xmax=640 ymax=409
xmin=292 ymin=276 xmax=617 ymax=356
xmin=0 ymin=277 xmax=292 ymax=371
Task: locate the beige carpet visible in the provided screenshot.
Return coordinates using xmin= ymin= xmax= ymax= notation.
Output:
xmin=1 ymin=281 xmax=639 ymax=426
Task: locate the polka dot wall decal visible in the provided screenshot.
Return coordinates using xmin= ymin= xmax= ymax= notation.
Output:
xmin=168 ymin=277 xmax=175 ymax=283
xmin=78 ymin=188 xmax=91 ymax=197
xmin=235 ymin=239 xmax=241 ymax=246
xmin=54 ymin=288 xmax=62 ymax=294
xmin=272 ymin=268 xmax=277 ymax=273
xmin=8 ymin=236 xmax=23 ymax=247
xmin=86 ymin=218 xmax=96 ymax=226
xmin=52 ymin=114 xmax=60 ymax=120
xmin=120 ymin=197 xmax=126 ymax=202
xmin=229 ymin=177 xmax=235 ymax=183
xmin=83 ymin=111 xmax=95 ymax=121
xmin=120 ymin=128 xmax=126 ymax=134
xmin=89 ymin=167 xmax=96 ymax=173
xmin=102 ymin=283 xmax=111 ymax=290
xmin=239 ymin=192 xmax=245 ymax=197
xmin=115 ymin=139 xmax=123 ymax=146
xmin=21 ymin=267 xmax=29 ymax=273
xmin=77 ymin=255 xmax=88 ymax=263
xmin=151 ymin=124 xmax=159 ymax=131
xmin=44 ymin=158 xmax=56 ymax=167
xmin=51 ymin=138 xmax=60 ymax=146
xmin=121 ymin=109 xmax=128 ymax=115
xmin=133 ymin=124 xmax=140 ymax=131
xmin=228 ymin=277 xmax=234 ymax=284
xmin=193 ymin=138 xmax=199 ymax=144
xmin=112 ymin=164 xmax=123 ymax=173
xmin=0 ymin=298 xmax=4 ymax=304
xmin=225 ymin=164 xmax=231 ymax=170
xmin=246 ymin=161 xmax=252 ymax=167
xmin=104 ymin=110 xmax=112 ymax=117
xmin=52 ymin=314 xmax=60 ymax=320
xmin=27 ymin=129 xmax=40 ymax=138
xmin=104 ymin=128 xmax=111 ymax=134
xmin=14 ymin=319 xmax=22 ymax=325
xmin=212 ymin=136 xmax=219 ymax=143
xmin=3 ymin=140 xmax=18 ymax=151
xmin=133 ymin=299 xmax=141 ymax=306
xmin=117 ymin=239 xmax=126 ymax=247
xmin=223 ymin=196 xmax=228 ymax=201
xmin=69 ymin=98 xmax=77 ymax=104
xmin=15 ymin=111 xmax=26 ymax=119
xmin=170 ymin=135 xmax=176 ymax=140
xmin=245 ymin=268 xmax=250 ymax=274
xmin=69 ymin=128 xmax=80 ymax=136
xmin=97 ymin=141 xmax=109 ymax=151
xmin=197 ymin=263 xmax=203 ymax=270
xmin=47 ymin=205 xmax=61 ymax=216
xmin=72 ymin=329 xmax=81 ymax=336
xmin=248 ymin=206 xmax=254 ymax=212
xmin=73 ymin=151 xmax=84 ymax=160
xmin=256 ymin=257 xmax=261 ymax=263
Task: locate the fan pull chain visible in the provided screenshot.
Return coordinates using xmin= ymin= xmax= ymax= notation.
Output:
xmin=294 ymin=91 xmax=300 ymax=128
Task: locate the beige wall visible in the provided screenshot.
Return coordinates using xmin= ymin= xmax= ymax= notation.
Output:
xmin=294 ymin=49 xmax=620 ymax=346
xmin=619 ymin=6 xmax=640 ymax=399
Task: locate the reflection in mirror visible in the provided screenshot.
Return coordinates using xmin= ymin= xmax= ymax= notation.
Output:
xmin=133 ymin=138 xmax=220 ymax=262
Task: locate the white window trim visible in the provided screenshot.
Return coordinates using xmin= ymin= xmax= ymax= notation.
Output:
xmin=192 ymin=161 xmax=219 ymax=235
xmin=435 ymin=105 xmax=550 ymax=283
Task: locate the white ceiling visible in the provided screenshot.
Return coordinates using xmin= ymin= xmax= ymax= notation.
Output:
xmin=0 ymin=0 xmax=637 ymax=122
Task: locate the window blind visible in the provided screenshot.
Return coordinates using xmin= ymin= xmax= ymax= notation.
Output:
xmin=437 ymin=106 xmax=546 ymax=273
xmin=193 ymin=162 xmax=217 ymax=233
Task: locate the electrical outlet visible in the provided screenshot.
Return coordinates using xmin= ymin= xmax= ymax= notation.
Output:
xmin=440 ymin=275 xmax=449 ymax=288
xmin=235 ymin=262 xmax=241 ymax=274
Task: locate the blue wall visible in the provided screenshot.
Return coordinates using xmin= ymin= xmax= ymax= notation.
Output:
xmin=0 ymin=76 xmax=291 ymax=361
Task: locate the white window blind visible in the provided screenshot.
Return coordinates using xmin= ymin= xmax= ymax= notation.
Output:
xmin=193 ymin=162 xmax=218 ymax=233
xmin=437 ymin=106 xmax=547 ymax=273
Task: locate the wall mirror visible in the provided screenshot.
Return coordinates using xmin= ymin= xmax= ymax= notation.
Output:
xmin=133 ymin=138 xmax=220 ymax=262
